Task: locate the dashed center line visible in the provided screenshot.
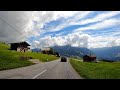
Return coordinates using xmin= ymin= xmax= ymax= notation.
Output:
xmin=33 ymin=69 xmax=47 ymax=79
xmin=33 ymin=62 xmax=59 ymax=79
xmin=49 ymin=64 xmax=57 ymax=69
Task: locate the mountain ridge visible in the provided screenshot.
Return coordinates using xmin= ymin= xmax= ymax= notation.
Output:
xmin=90 ymin=46 xmax=120 ymax=61
xmin=52 ymin=45 xmax=95 ymax=57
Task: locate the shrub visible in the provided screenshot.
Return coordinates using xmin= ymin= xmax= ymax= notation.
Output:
xmin=27 ymin=56 xmax=33 ymax=59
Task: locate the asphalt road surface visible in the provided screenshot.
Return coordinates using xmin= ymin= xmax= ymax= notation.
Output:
xmin=0 ymin=59 xmax=82 ymax=79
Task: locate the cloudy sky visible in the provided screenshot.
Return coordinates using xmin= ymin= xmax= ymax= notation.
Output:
xmin=0 ymin=11 xmax=120 ymax=49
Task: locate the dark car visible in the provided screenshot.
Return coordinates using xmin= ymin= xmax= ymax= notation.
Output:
xmin=61 ymin=57 xmax=67 ymax=62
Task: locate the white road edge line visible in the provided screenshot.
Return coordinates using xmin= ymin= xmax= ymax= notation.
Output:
xmin=33 ymin=69 xmax=47 ymax=79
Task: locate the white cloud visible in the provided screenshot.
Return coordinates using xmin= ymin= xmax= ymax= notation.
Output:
xmin=0 ymin=11 xmax=85 ymax=43
xmin=28 ymin=11 xmax=120 ymax=49
xmin=0 ymin=11 xmax=120 ymax=49
xmin=0 ymin=11 xmax=40 ymax=43
xmin=32 ymin=40 xmax=40 ymax=47
xmin=74 ymin=19 xmax=120 ymax=32
xmin=88 ymin=36 xmax=120 ymax=48
xmin=79 ymin=11 xmax=120 ymax=25
xmin=32 ymin=33 xmax=120 ymax=49
xmin=34 ymin=33 xmax=91 ymax=48
xmin=43 ymin=11 xmax=92 ymax=32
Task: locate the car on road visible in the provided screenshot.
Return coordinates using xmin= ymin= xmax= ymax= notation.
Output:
xmin=61 ymin=57 xmax=67 ymax=62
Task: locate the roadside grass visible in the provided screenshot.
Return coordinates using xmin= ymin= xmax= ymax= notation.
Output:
xmin=70 ymin=58 xmax=120 ymax=79
xmin=23 ymin=52 xmax=59 ymax=62
xmin=0 ymin=42 xmax=59 ymax=71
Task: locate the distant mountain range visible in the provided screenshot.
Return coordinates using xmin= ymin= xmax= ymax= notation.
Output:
xmin=90 ymin=46 xmax=120 ymax=61
xmin=32 ymin=45 xmax=120 ymax=61
xmin=31 ymin=48 xmax=41 ymax=52
xmin=52 ymin=45 xmax=95 ymax=57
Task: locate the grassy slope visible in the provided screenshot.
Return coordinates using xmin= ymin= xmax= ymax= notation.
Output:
xmin=70 ymin=58 xmax=120 ymax=79
xmin=23 ymin=52 xmax=59 ymax=62
xmin=0 ymin=42 xmax=59 ymax=71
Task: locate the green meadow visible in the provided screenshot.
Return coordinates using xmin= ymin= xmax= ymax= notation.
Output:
xmin=70 ymin=58 xmax=120 ymax=79
xmin=0 ymin=42 xmax=59 ymax=71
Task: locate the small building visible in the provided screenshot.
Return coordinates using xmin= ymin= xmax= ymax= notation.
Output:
xmin=10 ymin=41 xmax=30 ymax=52
xmin=41 ymin=47 xmax=54 ymax=55
xmin=83 ymin=55 xmax=96 ymax=62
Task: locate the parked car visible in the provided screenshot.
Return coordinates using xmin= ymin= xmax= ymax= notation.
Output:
xmin=61 ymin=57 xmax=67 ymax=62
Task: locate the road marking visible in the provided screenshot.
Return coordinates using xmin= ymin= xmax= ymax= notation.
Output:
xmin=49 ymin=62 xmax=60 ymax=69
xmin=33 ymin=69 xmax=47 ymax=79
xmin=49 ymin=64 xmax=56 ymax=69
xmin=33 ymin=62 xmax=59 ymax=79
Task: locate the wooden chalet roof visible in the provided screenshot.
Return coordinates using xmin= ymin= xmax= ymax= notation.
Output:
xmin=9 ymin=41 xmax=30 ymax=46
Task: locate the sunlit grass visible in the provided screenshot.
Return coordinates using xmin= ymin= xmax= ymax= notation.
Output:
xmin=70 ymin=58 xmax=120 ymax=79
xmin=0 ymin=42 xmax=59 ymax=71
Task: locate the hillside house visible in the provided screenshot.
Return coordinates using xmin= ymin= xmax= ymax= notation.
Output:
xmin=10 ymin=41 xmax=30 ymax=52
xmin=41 ymin=47 xmax=54 ymax=55
xmin=83 ymin=55 xmax=96 ymax=62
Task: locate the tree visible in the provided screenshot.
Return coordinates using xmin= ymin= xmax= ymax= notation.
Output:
xmin=56 ymin=52 xmax=60 ymax=57
xmin=49 ymin=48 xmax=54 ymax=54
